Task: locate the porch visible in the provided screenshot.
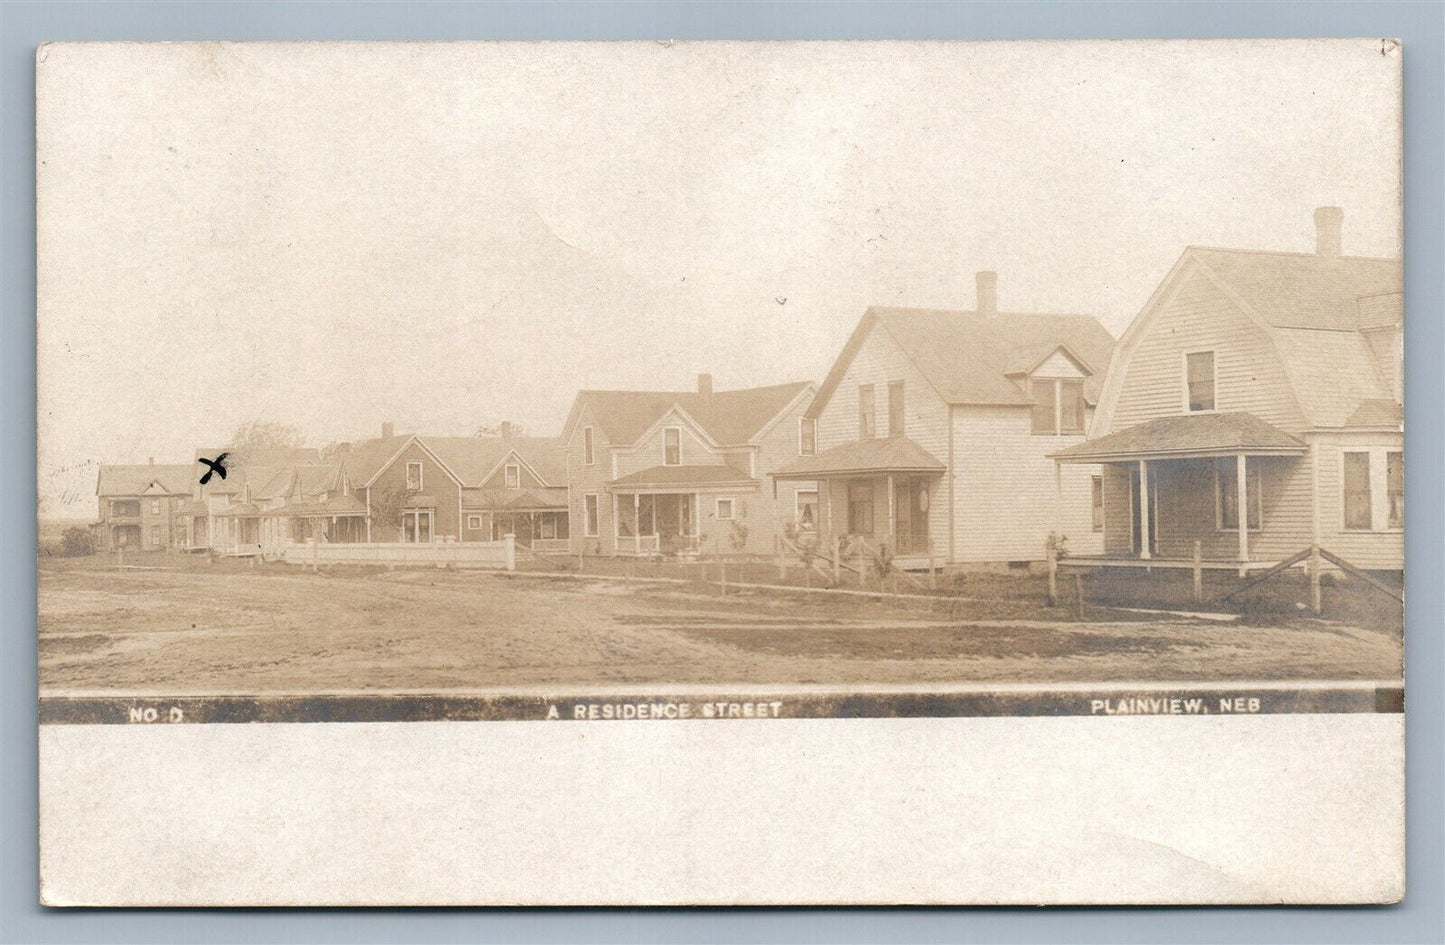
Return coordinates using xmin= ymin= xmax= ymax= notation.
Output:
xmin=772 ymin=436 xmax=946 ymax=569
xmin=607 ymin=464 xmax=756 ymax=557
xmin=462 ymin=486 xmax=570 ymax=552
xmin=1051 ymin=412 xmax=1311 ymax=577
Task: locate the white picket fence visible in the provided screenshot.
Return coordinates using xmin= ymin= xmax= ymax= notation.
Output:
xmin=279 ymin=535 xmax=516 ymax=570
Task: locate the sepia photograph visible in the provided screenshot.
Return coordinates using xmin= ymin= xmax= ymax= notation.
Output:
xmin=35 ymin=39 xmax=1405 ymax=905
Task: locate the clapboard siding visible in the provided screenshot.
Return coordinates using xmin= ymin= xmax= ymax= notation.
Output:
xmin=752 ymin=391 xmax=817 ymax=546
xmin=952 ymin=405 xmax=1102 ymax=562
xmin=1110 ymin=267 xmax=1306 ymax=433
xmin=566 ymin=403 xmax=613 ymax=553
xmin=1312 ymin=432 xmax=1404 ymax=570
xmin=813 ymin=323 xmax=951 ymax=463
xmin=614 ymin=412 xmax=728 ymax=478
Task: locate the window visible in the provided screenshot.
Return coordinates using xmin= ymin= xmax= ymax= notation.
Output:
xmin=1059 ymin=380 xmax=1085 ymax=434
xmin=1030 ymin=380 xmax=1056 ymax=433
xmin=583 ymin=427 xmax=595 ymax=465
xmin=584 ymin=494 xmax=599 ymax=536
xmin=715 ymin=498 xmax=735 ymax=521
xmin=467 ymin=514 xmax=483 ymax=530
xmin=402 ymin=509 xmax=433 ymax=542
xmin=405 ymin=461 xmax=423 ymax=491
xmin=798 ymin=417 xmax=817 ymax=456
xmin=1091 ymin=476 xmax=1104 ymax=531
xmin=504 ymin=464 xmax=520 ymax=488
xmin=150 ymin=498 xmax=160 ymax=514
xmin=1216 ymin=459 xmax=1262 ymax=531
xmin=1185 ymin=351 xmax=1216 ymax=412
xmin=1342 ymin=452 xmax=1372 ymax=530
xmin=151 ymin=525 xmax=161 ymax=546
xmin=847 ymin=482 xmax=874 ymax=535
xmin=795 ymin=490 xmax=819 ymax=532
xmin=664 ymin=428 xmax=681 ymax=466
xmin=887 ymin=380 xmax=905 ymax=437
xmin=858 ymin=384 xmax=876 ymax=438
xmin=1387 ymin=451 xmax=1403 ymax=529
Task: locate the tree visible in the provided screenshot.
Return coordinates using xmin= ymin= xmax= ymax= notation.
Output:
xmin=227 ymin=420 xmax=304 ymax=461
xmin=368 ymin=485 xmax=408 ymax=540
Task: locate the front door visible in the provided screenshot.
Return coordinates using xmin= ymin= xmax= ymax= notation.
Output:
xmin=894 ymin=477 xmax=931 ymax=554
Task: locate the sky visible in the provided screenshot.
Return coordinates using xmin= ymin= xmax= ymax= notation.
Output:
xmin=36 ymin=39 xmax=1401 ymax=515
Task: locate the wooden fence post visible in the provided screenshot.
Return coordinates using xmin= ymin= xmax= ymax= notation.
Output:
xmin=504 ymin=533 xmax=516 ymax=572
xmin=312 ymin=533 xmax=320 ymax=573
xmin=833 ymin=536 xmax=842 ymax=585
xmin=776 ymin=535 xmax=785 ymax=580
xmin=1046 ymin=543 xmax=1057 ymax=606
xmin=929 ymin=553 xmax=937 ymax=590
xmin=1310 ymin=544 xmax=1322 ymax=614
xmin=858 ymin=542 xmax=866 ymax=588
xmin=720 ymin=558 xmax=727 ymax=596
xmin=1192 ymin=540 xmax=1203 ymax=603
xmin=1074 ymin=573 xmax=1084 ymax=621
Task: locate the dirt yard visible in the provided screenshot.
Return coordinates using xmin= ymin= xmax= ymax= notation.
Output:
xmin=38 ymin=554 xmax=1402 ymax=694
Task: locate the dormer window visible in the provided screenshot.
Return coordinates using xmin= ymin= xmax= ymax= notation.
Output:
xmin=504 ymin=463 xmax=520 ymax=488
xmin=1030 ymin=379 xmax=1086 ymax=435
xmin=664 ymin=428 xmax=681 ymax=466
xmin=1185 ymin=351 xmax=1216 ymax=412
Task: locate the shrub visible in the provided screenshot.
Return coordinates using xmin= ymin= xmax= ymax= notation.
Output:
xmin=60 ymin=527 xmax=95 ymax=557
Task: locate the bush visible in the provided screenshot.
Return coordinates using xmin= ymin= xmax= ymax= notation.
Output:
xmin=60 ymin=527 xmax=95 ymax=557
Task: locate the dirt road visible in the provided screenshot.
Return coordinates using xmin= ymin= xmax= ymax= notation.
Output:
xmin=38 ymin=560 xmax=1402 ymax=694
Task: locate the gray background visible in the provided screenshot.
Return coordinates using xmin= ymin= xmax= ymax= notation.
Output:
xmin=3 ymin=2 xmax=1440 ymax=942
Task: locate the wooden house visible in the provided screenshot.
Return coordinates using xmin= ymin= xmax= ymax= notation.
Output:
xmin=92 ymin=461 xmax=195 ymax=552
xmin=1052 ymin=208 xmax=1403 ymax=574
xmin=772 ymin=271 xmax=1116 ymax=568
xmin=337 ymin=423 xmax=568 ymax=547
xmin=560 ymin=376 xmax=816 ymax=557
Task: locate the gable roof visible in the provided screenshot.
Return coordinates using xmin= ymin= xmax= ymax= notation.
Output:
xmin=567 ymin=381 xmax=813 ymax=447
xmin=423 ymin=436 xmax=567 ymax=487
xmin=808 ymin=308 xmax=1115 ymax=420
xmin=96 ymin=464 xmax=194 ymax=497
xmin=1188 ymin=247 xmax=1402 ymax=332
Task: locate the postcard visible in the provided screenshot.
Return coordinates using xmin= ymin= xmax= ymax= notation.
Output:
xmin=37 ymin=39 xmax=1404 ymax=905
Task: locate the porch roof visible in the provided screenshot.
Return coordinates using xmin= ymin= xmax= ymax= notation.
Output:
xmin=1051 ymin=412 xmax=1308 ymax=463
xmin=609 ymin=464 xmax=756 ymax=491
xmin=461 ymin=486 xmax=569 ymax=510
xmin=262 ymin=495 xmax=368 ymax=518
xmin=212 ymin=503 xmax=261 ymax=518
xmin=772 ymin=436 xmax=946 ymax=480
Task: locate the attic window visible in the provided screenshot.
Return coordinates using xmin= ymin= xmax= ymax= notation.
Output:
xmin=583 ymin=427 xmax=595 ymax=466
xmin=1030 ymin=379 xmax=1086 ymax=435
xmin=664 ymin=428 xmax=681 ymax=466
xmin=1185 ymin=351 xmax=1216 ymax=412
xmin=505 ymin=464 xmax=520 ymax=488
xmin=406 ymin=461 xmax=423 ymax=491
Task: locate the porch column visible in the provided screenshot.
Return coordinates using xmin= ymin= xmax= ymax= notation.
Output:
xmin=611 ymin=494 xmax=619 ymax=555
xmin=633 ymin=493 xmax=641 ymax=555
xmin=887 ymin=473 xmax=896 ymax=551
xmin=1236 ymin=452 xmax=1249 ymax=575
xmin=1137 ymin=459 xmax=1150 ymax=560
xmin=1053 ymin=462 xmax=1063 ymax=538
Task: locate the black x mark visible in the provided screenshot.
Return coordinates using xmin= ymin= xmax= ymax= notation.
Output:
xmin=198 ymin=452 xmax=229 ymax=485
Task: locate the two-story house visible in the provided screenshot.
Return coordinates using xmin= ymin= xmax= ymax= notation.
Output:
xmin=772 ymin=271 xmax=1115 ymax=568
xmin=1052 ymin=207 xmax=1403 ymax=573
xmin=93 ymin=460 xmax=196 ymax=552
xmin=337 ymin=423 xmax=569 ymax=546
xmin=560 ymin=376 xmax=816 ymax=557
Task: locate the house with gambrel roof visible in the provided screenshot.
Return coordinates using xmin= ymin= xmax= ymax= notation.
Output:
xmin=1052 ymin=207 xmax=1403 ymax=573
xmin=560 ymin=376 xmax=815 ymax=556
xmin=772 ymin=271 xmax=1115 ymax=567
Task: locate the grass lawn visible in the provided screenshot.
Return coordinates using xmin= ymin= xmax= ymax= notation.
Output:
xmin=38 ymin=552 xmax=1403 ymax=695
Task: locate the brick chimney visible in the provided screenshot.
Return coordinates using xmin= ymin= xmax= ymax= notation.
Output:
xmin=1315 ymin=206 xmax=1344 ymax=257
xmin=148 ymin=456 xmax=154 ymax=465
xmin=697 ymin=373 xmax=713 ymax=395
xmin=381 ymin=420 xmax=394 ymax=439
xmin=500 ymin=421 xmax=514 ymax=439
xmin=976 ymin=270 xmax=998 ymax=315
